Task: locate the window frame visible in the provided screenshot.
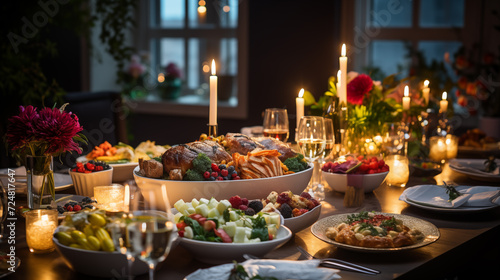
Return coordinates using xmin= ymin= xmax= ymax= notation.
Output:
xmin=341 ymin=0 xmax=481 ymax=72
xmin=130 ymin=0 xmax=248 ymax=120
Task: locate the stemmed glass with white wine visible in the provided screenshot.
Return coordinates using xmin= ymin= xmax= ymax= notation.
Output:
xmin=382 ymin=122 xmax=405 ymax=155
xmin=263 ymin=108 xmax=289 ymax=142
xmin=297 ymin=116 xmax=326 ymax=200
xmin=126 ymin=185 xmax=176 ymax=280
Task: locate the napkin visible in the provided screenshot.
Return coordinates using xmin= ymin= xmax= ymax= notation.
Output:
xmin=185 ymin=259 xmax=340 ymax=280
xmin=450 ymin=162 xmax=500 ymax=176
xmin=400 ymin=185 xmax=500 ymax=208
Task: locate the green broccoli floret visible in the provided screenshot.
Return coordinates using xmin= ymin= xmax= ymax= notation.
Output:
xmin=192 ymin=153 xmax=212 ymax=174
xmin=283 ymin=153 xmax=309 ymax=172
xmin=184 ymin=169 xmax=205 ymax=181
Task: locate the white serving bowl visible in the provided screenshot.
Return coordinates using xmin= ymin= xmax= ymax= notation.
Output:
xmin=133 ymin=166 xmax=313 ymax=210
xmin=69 ymin=167 xmax=113 ymax=197
xmin=178 ymin=226 xmax=292 ymax=264
xmin=322 ymin=170 xmax=389 ymax=193
xmin=53 ymin=229 xmax=149 ymax=278
xmin=77 ymin=156 xmax=137 ymax=183
xmin=283 ymin=203 xmax=322 ymax=233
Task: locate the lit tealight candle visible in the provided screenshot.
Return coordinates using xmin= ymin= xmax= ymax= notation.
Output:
xmin=402 ymin=85 xmax=411 ymax=110
xmin=209 ymin=59 xmax=218 ymax=125
xmin=26 ymin=209 xmax=58 ymax=253
xmin=339 ymin=44 xmax=347 ymax=104
xmin=94 ymin=185 xmax=126 ymax=212
xmin=296 ymin=88 xmax=305 ymax=129
xmin=440 ymin=91 xmax=448 ymax=113
xmin=422 ymin=80 xmax=430 ymax=105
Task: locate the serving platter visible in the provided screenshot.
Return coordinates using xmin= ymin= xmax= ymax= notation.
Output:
xmin=77 ymin=155 xmax=138 ymax=182
xmin=133 ymin=165 xmax=313 ymax=209
xmin=311 ymin=212 xmax=440 ymax=252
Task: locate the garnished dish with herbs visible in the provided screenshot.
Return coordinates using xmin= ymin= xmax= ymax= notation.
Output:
xmin=325 ymin=211 xmax=425 ymax=248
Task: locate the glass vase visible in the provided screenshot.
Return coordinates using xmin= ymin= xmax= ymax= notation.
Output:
xmin=26 ymin=155 xmax=56 ymax=209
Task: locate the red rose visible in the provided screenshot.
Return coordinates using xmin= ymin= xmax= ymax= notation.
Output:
xmin=347 ymin=74 xmax=373 ymax=105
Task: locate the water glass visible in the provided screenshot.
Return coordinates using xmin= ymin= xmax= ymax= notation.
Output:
xmin=382 ymin=122 xmax=405 ymax=154
xmin=263 ymin=108 xmax=289 ymax=142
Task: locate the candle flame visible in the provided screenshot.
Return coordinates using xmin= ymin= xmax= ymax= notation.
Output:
xmin=298 ymin=88 xmax=304 ymax=98
xmin=404 ymin=85 xmax=409 ymax=97
xmin=442 ymin=91 xmax=447 ymax=100
xmin=337 ymin=70 xmax=341 ymax=83
xmin=424 ymin=80 xmax=429 ymax=87
xmin=341 ymin=44 xmax=346 ymax=57
xmin=211 ymin=59 xmax=216 ymax=75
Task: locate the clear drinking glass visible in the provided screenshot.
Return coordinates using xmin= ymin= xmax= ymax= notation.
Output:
xmin=297 ymin=116 xmax=326 ymax=200
xmin=263 ymin=108 xmax=289 ymax=142
xmin=126 ymin=185 xmax=175 ymax=280
xmin=382 ymin=122 xmax=405 ymax=155
xmin=323 ymin=118 xmax=335 ymax=160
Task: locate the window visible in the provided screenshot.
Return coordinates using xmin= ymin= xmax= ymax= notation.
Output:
xmin=132 ymin=0 xmax=248 ymax=119
xmin=343 ymin=0 xmax=473 ymax=78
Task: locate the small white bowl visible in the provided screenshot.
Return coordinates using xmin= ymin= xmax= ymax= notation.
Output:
xmin=178 ymin=226 xmax=292 ymax=264
xmin=322 ymin=171 xmax=388 ymax=193
xmin=69 ymin=167 xmax=113 ymax=197
xmin=53 ymin=229 xmax=149 ymax=278
xmin=283 ymin=204 xmax=322 ymax=233
xmin=77 ymin=156 xmax=137 ymax=183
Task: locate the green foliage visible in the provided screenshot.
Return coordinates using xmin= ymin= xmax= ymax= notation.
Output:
xmin=283 ymin=153 xmax=309 ymax=173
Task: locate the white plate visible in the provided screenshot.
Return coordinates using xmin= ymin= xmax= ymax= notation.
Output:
xmin=0 ymin=173 xmax=73 ymax=195
xmin=449 ymin=158 xmax=500 ymax=182
xmin=179 ymin=226 xmax=292 ymax=264
xmin=311 ymin=212 xmax=440 ymax=252
xmin=77 ymin=156 xmax=138 ymax=182
xmin=133 ymin=165 xmax=313 ymax=209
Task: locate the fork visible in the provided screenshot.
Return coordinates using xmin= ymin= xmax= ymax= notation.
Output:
xmin=297 ymin=246 xmax=380 ymax=275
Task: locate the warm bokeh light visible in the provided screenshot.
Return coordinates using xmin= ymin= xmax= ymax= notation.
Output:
xmin=298 ymin=88 xmax=304 ymax=98
xmin=198 ymin=0 xmax=206 ymax=5
xmin=198 ymin=5 xmax=206 ymax=13
xmin=202 ymin=63 xmax=210 ymax=73
xmin=442 ymin=91 xmax=447 ymax=100
xmin=211 ymin=59 xmax=216 ymax=75
xmin=223 ymin=5 xmax=230 ymax=12
xmin=157 ymin=73 xmax=165 ymax=83
xmin=424 ymin=80 xmax=429 ymax=87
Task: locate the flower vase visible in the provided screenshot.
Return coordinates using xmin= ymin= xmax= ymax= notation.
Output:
xmin=26 ymin=155 xmax=56 ymax=209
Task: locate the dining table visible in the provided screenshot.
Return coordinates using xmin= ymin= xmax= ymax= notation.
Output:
xmin=2 ymin=161 xmax=500 ymax=280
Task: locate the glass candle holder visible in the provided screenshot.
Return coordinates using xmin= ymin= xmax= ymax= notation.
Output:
xmin=385 ymin=155 xmax=409 ymax=188
xmin=429 ymin=135 xmax=458 ymax=163
xmin=26 ymin=209 xmax=58 ymax=253
xmin=94 ymin=184 xmax=126 ymax=212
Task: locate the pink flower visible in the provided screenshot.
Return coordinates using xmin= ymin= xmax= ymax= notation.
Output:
xmin=6 ymin=105 xmax=39 ymax=151
xmin=347 ymin=74 xmax=373 ymax=105
xmin=127 ymin=55 xmax=145 ymax=79
xmin=165 ymin=63 xmax=182 ymax=79
xmin=37 ymin=107 xmax=84 ymax=155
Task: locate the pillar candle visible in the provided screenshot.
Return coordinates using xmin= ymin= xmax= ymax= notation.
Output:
xmin=336 ymin=70 xmax=341 ymax=97
xmin=402 ymin=85 xmax=411 ymax=110
xmin=440 ymin=91 xmax=448 ymax=113
xmin=209 ymin=59 xmax=218 ymax=125
xmin=296 ymin=88 xmax=304 ymax=129
xmin=422 ymin=80 xmax=430 ymax=105
xmin=339 ymin=44 xmax=347 ymax=104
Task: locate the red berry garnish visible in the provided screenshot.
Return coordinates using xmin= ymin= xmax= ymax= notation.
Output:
xmin=211 ymin=171 xmax=218 ymax=178
xmin=211 ymin=163 xmax=219 ymax=171
xmin=229 ymin=195 xmax=243 ymax=209
xmin=276 ymin=192 xmax=291 ymax=205
xmin=220 ymin=169 xmax=229 ymax=177
xmin=66 ymin=205 xmax=73 ymax=211
xmin=300 ymin=192 xmax=312 ymax=200
xmin=203 ymin=171 xmax=211 ymax=179
xmin=216 ymin=176 xmax=224 ymax=181
xmin=238 ymin=205 xmax=248 ymax=211
xmin=73 ymin=205 xmax=82 ymax=211
xmin=241 ymin=198 xmax=249 ymax=206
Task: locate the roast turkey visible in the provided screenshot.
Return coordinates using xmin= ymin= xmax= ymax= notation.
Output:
xmin=161 ymin=140 xmax=231 ymax=177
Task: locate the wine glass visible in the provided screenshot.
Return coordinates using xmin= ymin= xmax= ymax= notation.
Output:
xmin=323 ymin=118 xmax=335 ymax=160
xmin=297 ymin=116 xmax=326 ymax=200
xmin=382 ymin=122 xmax=405 ymax=155
xmin=263 ymin=108 xmax=289 ymax=142
xmin=126 ymin=185 xmax=175 ymax=280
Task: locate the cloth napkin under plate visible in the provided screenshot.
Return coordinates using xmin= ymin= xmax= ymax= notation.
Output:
xmin=185 ymin=259 xmax=341 ymax=280
xmin=400 ymin=185 xmax=500 ymax=208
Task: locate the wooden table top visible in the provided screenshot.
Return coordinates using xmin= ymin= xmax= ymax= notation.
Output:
xmin=3 ymin=163 xmax=500 ymax=280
